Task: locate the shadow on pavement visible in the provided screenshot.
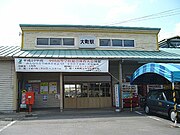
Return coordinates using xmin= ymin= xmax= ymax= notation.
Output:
xmin=21 ymin=107 xmax=145 ymax=120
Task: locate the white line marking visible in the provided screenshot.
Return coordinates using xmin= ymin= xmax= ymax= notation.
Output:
xmin=0 ymin=121 xmax=16 ymax=133
xmin=134 ymin=111 xmax=180 ymax=128
xmin=134 ymin=111 xmax=143 ymax=115
xmin=147 ymin=116 xmax=161 ymax=121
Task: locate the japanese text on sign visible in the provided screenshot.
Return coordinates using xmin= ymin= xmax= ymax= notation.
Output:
xmin=79 ymin=36 xmax=96 ymax=48
xmin=15 ymin=58 xmax=109 ymax=72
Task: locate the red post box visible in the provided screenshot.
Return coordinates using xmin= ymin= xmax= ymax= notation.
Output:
xmin=25 ymin=92 xmax=35 ymax=105
xmin=25 ymin=92 xmax=35 ymax=113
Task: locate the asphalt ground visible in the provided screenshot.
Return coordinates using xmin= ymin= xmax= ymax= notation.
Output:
xmin=0 ymin=108 xmax=180 ymax=135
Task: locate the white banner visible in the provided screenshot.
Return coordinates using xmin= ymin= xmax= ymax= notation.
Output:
xmin=15 ymin=58 xmax=109 ymax=72
xmin=114 ymin=84 xmax=120 ymax=108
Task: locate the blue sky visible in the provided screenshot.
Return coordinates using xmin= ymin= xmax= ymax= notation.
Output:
xmin=0 ymin=0 xmax=179 ymax=46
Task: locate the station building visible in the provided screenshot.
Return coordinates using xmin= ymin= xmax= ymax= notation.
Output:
xmin=0 ymin=24 xmax=180 ymax=112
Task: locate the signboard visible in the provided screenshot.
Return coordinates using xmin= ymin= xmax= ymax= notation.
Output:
xmin=147 ymin=85 xmax=163 ymax=92
xmin=114 ymin=84 xmax=120 ymax=111
xmin=49 ymin=82 xmax=57 ymax=94
xmin=79 ymin=36 xmax=96 ymax=48
xmin=15 ymin=58 xmax=108 ymax=72
xmin=122 ymin=82 xmax=138 ymax=93
xmin=40 ymin=82 xmax=48 ymax=94
xmin=43 ymin=95 xmax=48 ymax=102
xmin=32 ymin=83 xmax=40 ymax=94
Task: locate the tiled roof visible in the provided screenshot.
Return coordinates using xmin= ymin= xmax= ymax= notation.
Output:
xmin=0 ymin=46 xmax=180 ymax=61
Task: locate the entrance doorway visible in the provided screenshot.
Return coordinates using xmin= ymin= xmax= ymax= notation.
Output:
xmin=64 ymin=82 xmax=112 ymax=108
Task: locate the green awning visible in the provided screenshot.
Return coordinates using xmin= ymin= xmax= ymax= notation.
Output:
xmin=1 ymin=46 xmax=180 ymax=61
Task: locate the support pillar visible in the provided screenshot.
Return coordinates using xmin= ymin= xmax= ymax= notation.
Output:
xmin=60 ymin=73 xmax=63 ymax=112
xmin=172 ymin=82 xmax=177 ymax=126
xmin=119 ymin=61 xmax=123 ymax=111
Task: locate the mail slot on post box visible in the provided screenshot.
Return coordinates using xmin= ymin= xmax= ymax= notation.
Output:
xmin=25 ymin=92 xmax=35 ymax=105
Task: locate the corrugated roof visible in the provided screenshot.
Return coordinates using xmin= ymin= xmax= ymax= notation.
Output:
xmin=159 ymin=48 xmax=180 ymax=55
xmin=0 ymin=46 xmax=180 ymax=61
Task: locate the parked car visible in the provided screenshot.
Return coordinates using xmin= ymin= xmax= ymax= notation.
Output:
xmin=144 ymin=89 xmax=180 ymax=122
xmin=123 ymin=92 xmax=139 ymax=108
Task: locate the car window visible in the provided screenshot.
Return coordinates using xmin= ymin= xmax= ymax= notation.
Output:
xmin=148 ymin=91 xmax=159 ymax=100
xmin=148 ymin=91 xmax=165 ymax=100
xmin=176 ymin=90 xmax=180 ymax=98
xmin=157 ymin=93 xmax=165 ymax=100
xmin=175 ymin=90 xmax=180 ymax=103
xmin=164 ymin=91 xmax=173 ymax=102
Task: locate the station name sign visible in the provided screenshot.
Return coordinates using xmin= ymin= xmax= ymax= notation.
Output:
xmin=79 ymin=36 xmax=96 ymax=48
xmin=15 ymin=58 xmax=109 ymax=73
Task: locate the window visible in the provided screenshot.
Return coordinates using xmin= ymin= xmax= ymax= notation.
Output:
xmin=100 ymin=39 xmax=111 ymax=46
xmin=100 ymin=83 xmax=111 ymax=97
xmin=124 ymin=40 xmax=134 ymax=47
xmin=50 ymin=38 xmax=61 ymax=45
xmin=78 ymin=83 xmax=88 ymax=97
xmin=37 ymin=38 xmax=74 ymax=46
xmin=63 ymin=38 xmax=74 ymax=46
xmin=148 ymin=91 xmax=159 ymax=100
xmin=37 ymin=38 xmax=48 ymax=45
xmin=64 ymin=84 xmax=76 ymax=98
xmin=157 ymin=93 xmax=164 ymax=100
xmin=64 ymin=82 xmax=111 ymax=98
xmin=89 ymin=83 xmax=100 ymax=97
xmin=112 ymin=39 xmax=122 ymax=46
xmin=99 ymin=38 xmax=134 ymax=47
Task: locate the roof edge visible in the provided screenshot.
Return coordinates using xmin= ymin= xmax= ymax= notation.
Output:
xmin=19 ymin=24 xmax=161 ymax=31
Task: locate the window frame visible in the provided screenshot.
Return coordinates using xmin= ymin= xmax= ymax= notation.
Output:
xmin=112 ymin=39 xmax=123 ymax=47
xmin=63 ymin=38 xmax=75 ymax=46
xmin=99 ymin=39 xmax=111 ymax=47
xmin=37 ymin=38 xmax=49 ymax=45
xmin=36 ymin=37 xmax=75 ymax=47
xmin=124 ymin=39 xmax=135 ymax=47
xmin=99 ymin=38 xmax=135 ymax=48
xmin=50 ymin=38 xmax=62 ymax=46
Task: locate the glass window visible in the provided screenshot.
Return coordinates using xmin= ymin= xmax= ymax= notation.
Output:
xmin=157 ymin=93 xmax=164 ymax=100
xmin=99 ymin=83 xmax=111 ymax=97
xmin=63 ymin=38 xmax=74 ymax=46
xmin=89 ymin=83 xmax=100 ymax=97
xmin=100 ymin=39 xmax=111 ymax=46
xmin=37 ymin=38 xmax=49 ymax=45
xmin=79 ymin=83 xmax=88 ymax=97
xmin=164 ymin=91 xmax=172 ymax=101
xmin=50 ymin=38 xmax=61 ymax=45
xmin=112 ymin=39 xmax=122 ymax=46
xmin=64 ymin=84 xmax=76 ymax=98
xmin=148 ymin=91 xmax=159 ymax=100
xmin=124 ymin=40 xmax=134 ymax=47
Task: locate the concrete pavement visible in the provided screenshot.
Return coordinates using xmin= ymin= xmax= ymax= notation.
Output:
xmin=0 ymin=108 xmax=141 ymax=121
xmin=0 ymin=108 xmax=180 ymax=135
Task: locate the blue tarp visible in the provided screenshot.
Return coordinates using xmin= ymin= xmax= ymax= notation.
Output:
xmin=131 ymin=63 xmax=180 ymax=84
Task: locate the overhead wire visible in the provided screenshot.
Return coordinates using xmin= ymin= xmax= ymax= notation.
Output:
xmin=109 ymin=8 xmax=180 ymax=25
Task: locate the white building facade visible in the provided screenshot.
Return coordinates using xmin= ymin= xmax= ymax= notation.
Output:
xmin=0 ymin=24 xmax=180 ymax=112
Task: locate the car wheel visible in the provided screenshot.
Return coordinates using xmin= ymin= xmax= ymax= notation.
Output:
xmin=144 ymin=105 xmax=150 ymax=114
xmin=169 ymin=109 xmax=177 ymax=122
